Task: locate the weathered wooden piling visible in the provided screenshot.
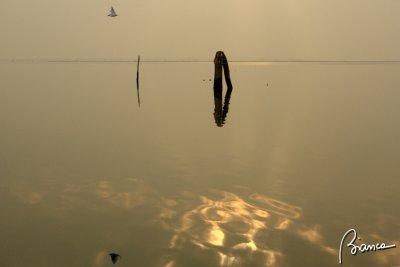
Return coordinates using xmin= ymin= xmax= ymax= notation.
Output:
xmin=213 ymin=51 xmax=233 ymax=127
xmin=213 ymin=51 xmax=232 ymax=89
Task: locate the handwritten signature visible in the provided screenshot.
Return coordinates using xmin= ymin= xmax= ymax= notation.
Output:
xmin=339 ymin=229 xmax=396 ymax=264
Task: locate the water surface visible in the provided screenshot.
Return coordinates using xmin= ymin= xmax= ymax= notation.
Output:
xmin=1 ymin=62 xmax=399 ymax=267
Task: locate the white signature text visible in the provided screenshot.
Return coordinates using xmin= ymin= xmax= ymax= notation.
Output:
xmin=339 ymin=228 xmax=396 ymax=264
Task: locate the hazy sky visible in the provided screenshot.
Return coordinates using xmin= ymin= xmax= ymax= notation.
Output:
xmin=1 ymin=0 xmax=399 ymax=60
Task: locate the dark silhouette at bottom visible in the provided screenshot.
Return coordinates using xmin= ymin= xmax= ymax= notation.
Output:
xmin=109 ymin=253 xmax=121 ymax=264
xmin=213 ymin=51 xmax=233 ymax=127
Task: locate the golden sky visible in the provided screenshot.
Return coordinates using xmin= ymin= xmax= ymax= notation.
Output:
xmin=1 ymin=0 xmax=399 ymax=60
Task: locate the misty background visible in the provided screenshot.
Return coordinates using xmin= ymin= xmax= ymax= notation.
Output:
xmin=1 ymin=0 xmax=399 ymax=61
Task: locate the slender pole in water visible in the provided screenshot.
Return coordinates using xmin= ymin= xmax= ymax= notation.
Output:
xmin=136 ymin=55 xmax=141 ymax=107
xmin=221 ymin=52 xmax=232 ymax=89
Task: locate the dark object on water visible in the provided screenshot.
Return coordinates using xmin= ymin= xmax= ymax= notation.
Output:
xmin=213 ymin=51 xmax=232 ymax=88
xmin=213 ymin=51 xmax=233 ymax=127
xmin=108 ymin=7 xmax=118 ymax=17
xmin=136 ymin=55 xmax=141 ymax=107
xmin=109 ymin=253 xmax=121 ymax=264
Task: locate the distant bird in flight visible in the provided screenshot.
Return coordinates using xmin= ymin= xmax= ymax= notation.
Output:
xmin=109 ymin=253 xmax=121 ymax=264
xmin=108 ymin=7 xmax=118 ymax=17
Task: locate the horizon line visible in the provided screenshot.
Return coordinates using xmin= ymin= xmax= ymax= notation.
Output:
xmin=1 ymin=58 xmax=400 ymax=63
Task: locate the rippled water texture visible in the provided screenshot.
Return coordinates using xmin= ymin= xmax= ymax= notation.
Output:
xmin=0 ymin=62 xmax=399 ymax=267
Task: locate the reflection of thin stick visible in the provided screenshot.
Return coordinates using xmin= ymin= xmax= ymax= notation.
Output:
xmin=136 ymin=55 xmax=141 ymax=107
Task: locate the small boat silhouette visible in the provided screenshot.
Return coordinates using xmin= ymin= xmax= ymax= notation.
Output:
xmin=108 ymin=7 xmax=118 ymax=17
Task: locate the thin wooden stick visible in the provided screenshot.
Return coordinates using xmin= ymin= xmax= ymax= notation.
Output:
xmin=136 ymin=55 xmax=141 ymax=107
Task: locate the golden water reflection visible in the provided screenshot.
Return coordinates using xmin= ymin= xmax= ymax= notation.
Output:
xmin=158 ymin=190 xmax=335 ymax=267
xmin=7 ymin=177 xmax=397 ymax=267
xmin=88 ymin=181 xmax=337 ymax=266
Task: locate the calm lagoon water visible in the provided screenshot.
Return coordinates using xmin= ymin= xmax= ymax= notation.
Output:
xmin=0 ymin=61 xmax=399 ymax=267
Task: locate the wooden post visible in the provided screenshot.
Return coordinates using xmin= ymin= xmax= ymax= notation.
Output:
xmin=214 ymin=51 xmax=224 ymax=82
xmin=221 ymin=52 xmax=232 ymax=89
xmin=213 ymin=51 xmax=233 ymax=127
xmin=213 ymin=51 xmax=232 ymax=88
